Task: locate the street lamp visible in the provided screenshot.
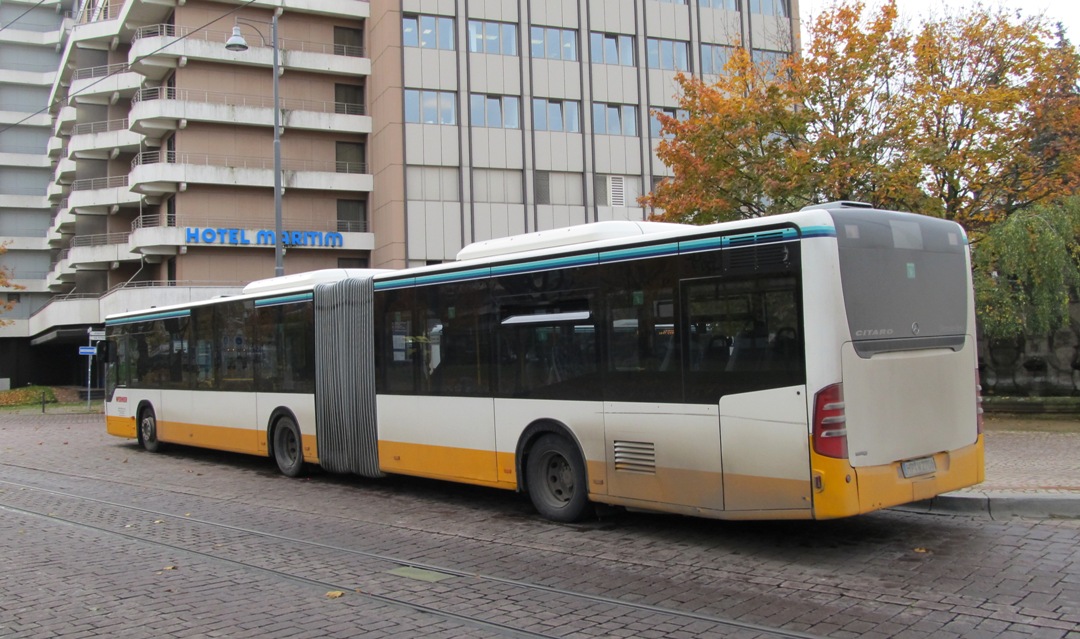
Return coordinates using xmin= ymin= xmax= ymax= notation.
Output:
xmin=225 ymin=14 xmax=284 ymax=277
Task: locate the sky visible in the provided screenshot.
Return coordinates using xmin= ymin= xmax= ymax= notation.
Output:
xmin=801 ymin=0 xmax=1080 ymax=43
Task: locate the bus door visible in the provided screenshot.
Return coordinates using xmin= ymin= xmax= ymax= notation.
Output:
xmin=602 ymin=258 xmax=725 ymax=512
xmin=683 ymin=276 xmax=812 ymax=513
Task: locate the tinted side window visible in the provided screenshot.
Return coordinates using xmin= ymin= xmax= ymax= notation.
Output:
xmin=253 ymin=301 xmax=314 ymax=394
xmin=600 ymin=256 xmax=681 ymax=403
xmin=192 ymin=307 xmax=216 ymax=390
xmin=218 ymin=301 xmax=255 ymax=392
xmin=683 ymin=275 xmax=804 ymax=402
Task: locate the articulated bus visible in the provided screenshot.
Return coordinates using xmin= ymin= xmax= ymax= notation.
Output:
xmin=105 ymin=202 xmax=984 ymax=522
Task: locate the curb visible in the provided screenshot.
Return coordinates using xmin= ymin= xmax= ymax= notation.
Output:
xmin=896 ymin=491 xmax=1080 ymax=520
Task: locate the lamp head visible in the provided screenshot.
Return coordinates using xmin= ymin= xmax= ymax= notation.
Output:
xmin=225 ymin=26 xmax=249 ymax=51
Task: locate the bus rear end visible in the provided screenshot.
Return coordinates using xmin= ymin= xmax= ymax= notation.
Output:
xmin=805 ymin=207 xmax=984 ymax=518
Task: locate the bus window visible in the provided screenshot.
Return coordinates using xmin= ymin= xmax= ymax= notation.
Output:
xmin=218 ymin=301 xmax=255 ymax=392
xmin=252 ymin=301 xmax=315 ymax=394
xmin=599 ymin=256 xmax=681 ymax=403
xmin=192 ymin=307 xmax=217 ymax=390
xmin=683 ymin=276 xmax=804 ymax=402
xmin=423 ymin=280 xmax=492 ymax=396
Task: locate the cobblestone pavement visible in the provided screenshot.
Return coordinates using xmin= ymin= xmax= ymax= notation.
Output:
xmin=1 ymin=412 xmax=1078 ymax=638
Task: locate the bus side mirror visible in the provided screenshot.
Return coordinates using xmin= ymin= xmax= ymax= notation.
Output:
xmin=97 ymin=340 xmax=114 ymax=363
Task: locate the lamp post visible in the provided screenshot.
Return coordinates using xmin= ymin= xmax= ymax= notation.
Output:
xmin=226 ymin=14 xmax=284 ymax=277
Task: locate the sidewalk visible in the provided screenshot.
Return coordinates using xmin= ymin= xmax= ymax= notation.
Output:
xmin=902 ymin=415 xmax=1080 ymax=519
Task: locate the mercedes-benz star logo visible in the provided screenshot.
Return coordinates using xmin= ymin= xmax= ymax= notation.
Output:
xmin=911 ymin=322 xmax=921 ymax=336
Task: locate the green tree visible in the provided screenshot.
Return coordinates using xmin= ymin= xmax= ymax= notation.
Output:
xmin=972 ymin=198 xmax=1080 ymax=339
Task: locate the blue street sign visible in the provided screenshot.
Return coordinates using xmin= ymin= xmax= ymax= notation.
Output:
xmin=79 ymin=346 xmax=97 ymax=356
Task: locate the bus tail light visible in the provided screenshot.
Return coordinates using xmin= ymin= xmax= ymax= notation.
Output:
xmin=813 ymin=383 xmax=847 ymax=459
xmin=975 ymin=369 xmax=984 ymax=435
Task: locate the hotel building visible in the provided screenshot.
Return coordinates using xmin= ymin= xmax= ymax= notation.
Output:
xmin=0 ymin=0 xmax=798 ymax=386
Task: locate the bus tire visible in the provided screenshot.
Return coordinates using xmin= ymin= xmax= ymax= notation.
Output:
xmin=525 ymin=434 xmax=592 ymax=523
xmin=272 ymin=416 xmax=304 ymax=478
xmin=138 ymin=406 xmax=162 ymax=453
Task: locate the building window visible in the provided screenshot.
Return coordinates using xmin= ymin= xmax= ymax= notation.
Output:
xmin=534 ymin=171 xmax=584 ymax=206
xmin=700 ymin=0 xmax=739 ymax=9
xmin=470 ymin=94 xmax=520 ymax=129
xmin=592 ymin=103 xmax=638 ymax=136
xmin=752 ymin=49 xmax=789 ymax=78
xmin=404 ymin=89 xmax=457 ymax=125
xmin=468 ymin=20 xmax=517 ymax=55
xmin=335 ymin=142 xmax=365 ymax=173
xmin=335 ymin=83 xmax=365 ymax=115
xmin=473 ymin=169 xmax=524 ymax=203
xmin=749 ymin=0 xmax=790 ymax=17
xmin=6 ymin=293 xmax=20 ymax=303
xmin=649 ymin=107 xmax=688 ymax=138
xmin=337 ymin=199 xmax=368 ymax=233
xmin=406 ymin=166 xmax=460 ymax=201
xmin=333 ymin=26 xmax=364 ymax=57
xmin=589 ymin=32 xmax=635 ymax=66
xmin=532 ymin=98 xmax=581 ymax=132
xmin=530 ymin=26 xmax=577 ymax=61
xmin=403 ymin=14 xmax=455 ymax=50
xmin=595 ymin=175 xmax=642 ymax=207
xmin=701 ymin=43 xmax=736 ymax=74
xmin=655 ymin=0 xmax=688 ymax=4
xmin=646 ymin=38 xmax=690 ymax=71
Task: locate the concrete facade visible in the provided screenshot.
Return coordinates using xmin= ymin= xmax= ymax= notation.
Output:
xmin=0 ymin=0 xmax=799 ymax=385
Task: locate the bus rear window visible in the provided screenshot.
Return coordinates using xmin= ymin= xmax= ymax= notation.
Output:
xmin=830 ymin=210 xmax=969 ymax=356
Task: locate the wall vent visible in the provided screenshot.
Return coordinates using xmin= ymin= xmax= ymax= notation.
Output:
xmin=613 ymin=440 xmax=656 ymax=474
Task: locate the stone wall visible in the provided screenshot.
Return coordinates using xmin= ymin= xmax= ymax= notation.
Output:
xmin=979 ymin=304 xmax=1080 ymax=396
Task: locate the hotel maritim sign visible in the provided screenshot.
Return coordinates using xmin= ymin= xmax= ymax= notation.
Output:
xmin=184 ymin=227 xmax=344 ymax=248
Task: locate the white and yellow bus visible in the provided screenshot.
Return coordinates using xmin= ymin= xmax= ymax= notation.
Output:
xmin=105 ymin=202 xmax=984 ymax=521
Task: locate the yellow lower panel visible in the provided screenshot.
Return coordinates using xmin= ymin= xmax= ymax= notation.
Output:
xmin=106 ymin=415 xmax=137 ymax=439
xmin=810 ymin=436 xmax=985 ymax=519
xmin=722 ymin=473 xmax=812 ymax=511
xmin=378 ymin=440 xmax=516 ymax=489
xmin=160 ymin=421 xmax=264 ymax=457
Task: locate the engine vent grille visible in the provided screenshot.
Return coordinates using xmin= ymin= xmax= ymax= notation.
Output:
xmin=613 ymin=440 xmax=656 ymax=474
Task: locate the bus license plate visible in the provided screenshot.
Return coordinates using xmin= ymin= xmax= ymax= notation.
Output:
xmin=901 ymin=457 xmax=937 ymax=478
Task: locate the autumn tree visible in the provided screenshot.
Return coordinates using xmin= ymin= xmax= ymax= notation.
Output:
xmin=907 ymin=8 xmax=1080 ymax=227
xmin=644 ymin=1 xmax=1080 ymax=229
xmin=0 ymin=242 xmax=22 ymax=327
xmin=645 ymin=47 xmax=812 ymax=223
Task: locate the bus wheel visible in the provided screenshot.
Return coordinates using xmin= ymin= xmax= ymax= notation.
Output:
xmin=138 ymin=407 xmax=162 ymax=453
xmin=526 ymin=434 xmax=592 ymax=522
xmin=272 ymin=416 xmax=304 ymax=478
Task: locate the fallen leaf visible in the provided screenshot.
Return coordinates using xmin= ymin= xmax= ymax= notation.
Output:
xmin=163 ymin=565 xmax=176 ymax=571
xmin=325 ymin=591 xmax=344 ymax=599
xmin=913 ymin=547 xmax=929 ymax=553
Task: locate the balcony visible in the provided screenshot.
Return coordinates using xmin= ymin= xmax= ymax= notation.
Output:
xmin=69 ymin=118 xmax=143 ymax=159
xmin=54 ymin=154 xmax=77 ymax=183
xmin=67 ymin=0 xmax=126 ymax=44
xmin=130 ymin=151 xmax=373 ymax=196
xmin=68 ymin=231 xmax=136 ymax=270
xmin=46 ymin=248 xmax=74 ymax=289
xmin=53 ymin=104 xmax=79 ymax=137
xmin=69 ymin=63 xmax=143 ymax=106
xmin=130 ymin=24 xmax=370 ymax=81
xmin=29 ymin=279 xmax=247 ymax=335
xmin=48 ymin=199 xmax=76 ymax=245
xmin=69 ymin=175 xmax=143 ymax=213
xmin=130 ymin=87 xmax=371 ymax=136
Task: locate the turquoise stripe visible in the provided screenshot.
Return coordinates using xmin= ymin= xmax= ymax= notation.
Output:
xmin=679 ymin=236 xmax=725 ymax=253
xmin=106 ymin=308 xmax=190 ymax=326
xmin=254 ymin=292 xmax=313 ymax=307
xmin=374 ymin=277 xmax=415 ymax=291
xmin=801 ymin=225 xmax=837 ymax=238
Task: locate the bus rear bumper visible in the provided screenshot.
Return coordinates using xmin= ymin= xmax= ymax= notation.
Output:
xmin=812 ymin=435 xmax=985 ymax=519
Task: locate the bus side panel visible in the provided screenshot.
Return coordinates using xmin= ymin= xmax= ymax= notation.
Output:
xmin=604 ymin=402 xmax=722 ymax=510
xmin=161 ymin=390 xmax=260 ymax=455
xmin=377 ymin=395 xmax=501 ymax=485
xmin=719 ymin=386 xmax=811 ymax=512
xmin=256 ymin=392 xmax=318 ymax=464
xmin=493 ymin=398 xmax=606 ymax=493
